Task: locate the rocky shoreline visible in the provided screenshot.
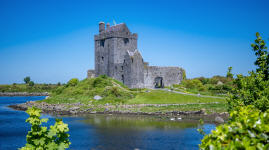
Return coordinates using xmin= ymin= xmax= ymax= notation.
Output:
xmin=8 ymin=101 xmax=229 ymax=123
xmin=0 ymin=92 xmax=49 ymax=97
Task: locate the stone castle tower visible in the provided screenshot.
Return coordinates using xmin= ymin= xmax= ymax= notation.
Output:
xmin=88 ymin=22 xmax=183 ymax=88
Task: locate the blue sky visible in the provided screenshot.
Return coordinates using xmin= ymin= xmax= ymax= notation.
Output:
xmin=0 ymin=0 xmax=269 ymax=84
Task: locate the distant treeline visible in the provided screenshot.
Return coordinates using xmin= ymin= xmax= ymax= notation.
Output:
xmin=0 ymin=83 xmax=61 ymax=93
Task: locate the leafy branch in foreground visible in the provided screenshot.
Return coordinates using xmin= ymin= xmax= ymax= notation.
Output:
xmin=199 ymin=106 xmax=269 ymax=150
xmin=20 ymin=107 xmax=70 ymax=150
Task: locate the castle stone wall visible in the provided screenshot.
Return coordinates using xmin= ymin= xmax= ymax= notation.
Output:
xmin=123 ymin=50 xmax=144 ymax=88
xmin=144 ymin=66 xmax=183 ymax=88
xmin=87 ymin=70 xmax=95 ymax=78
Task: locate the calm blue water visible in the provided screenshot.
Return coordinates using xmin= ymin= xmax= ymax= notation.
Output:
xmin=0 ymin=96 xmax=215 ymax=150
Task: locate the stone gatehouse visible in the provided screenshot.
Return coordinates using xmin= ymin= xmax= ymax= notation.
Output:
xmin=87 ymin=22 xmax=184 ymax=88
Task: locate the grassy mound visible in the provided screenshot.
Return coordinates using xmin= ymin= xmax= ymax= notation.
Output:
xmin=43 ymin=75 xmax=134 ymax=104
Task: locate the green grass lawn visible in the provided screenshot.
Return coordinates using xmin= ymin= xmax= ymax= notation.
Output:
xmin=126 ymin=90 xmax=225 ymax=104
xmin=138 ymin=103 xmax=228 ymax=113
xmin=40 ymin=77 xmax=227 ymax=113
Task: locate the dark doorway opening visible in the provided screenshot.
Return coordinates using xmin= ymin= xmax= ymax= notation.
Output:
xmin=121 ymin=75 xmax=124 ymax=84
xmin=154 ymin=77 xmax=164 ymax=88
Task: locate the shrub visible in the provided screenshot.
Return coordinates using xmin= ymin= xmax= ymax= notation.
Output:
xmin=228 ymin=71 xmax=269 ymax=112
xmin=20 ymin=107 xmax=70 ymax=150
xmin=54 ymin=86 xmax=65 ymax=95
xmin=99 ymin=74 xmax=108 ymax=79
xmin=197 ymin=77 xmax=210 ymax=85
xmin=199 ymin=106 xmax=269 ymax=149
xmin=182 ymin=79 xmax=203 ymax=89
xmin=24 ymin=76 xmax=31 ymax=84
xmin=67 ymin=78 xmax=79 ymax=87
xmin=92 ymin=76 xmax=112 ymax=88
xmin=29 ymin=81 xmax=35 ymax=87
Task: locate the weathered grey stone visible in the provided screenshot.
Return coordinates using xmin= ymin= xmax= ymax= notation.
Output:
xmin=87 ymin=22 xmax=184 ymax=89
xmin=70 ymin=106 xmax=80 ymax=111
xmin=94 ymin=95 xmax=102 ymax=100
xmin=87 ymin=70 xmax=95 ymax=78
xmin=215 ymin=116 xmax=224 ymax=124
xmin=217 ymin=81 xmax=223 ymax=85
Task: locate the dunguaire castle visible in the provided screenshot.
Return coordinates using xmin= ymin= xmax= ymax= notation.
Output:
xmin=87 ymin=22 xmax=184 ymax=88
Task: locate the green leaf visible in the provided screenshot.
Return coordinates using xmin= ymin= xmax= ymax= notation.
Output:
xmin=256 ymin=32 xmax=260 ymax=37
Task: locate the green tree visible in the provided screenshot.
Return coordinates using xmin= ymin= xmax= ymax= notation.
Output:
xmin=20 ymin=107 xmax=70 ymax=150
xmin=181 ymin=69 xmax=186 ymax=80
xmin=226 ymin=67 xmax=233 ymax=79
xmin=200 ymin=33 xmax=269 ymax=149
xmin=227 ymin=33 xmax=269 ymax=112
xmin=251 ymin=32 xmax=269 ymax=80
xmin=29 ymin=81 xmax=35 ymax=87
xmin=24 ymin=76 xmax=31 ymax=84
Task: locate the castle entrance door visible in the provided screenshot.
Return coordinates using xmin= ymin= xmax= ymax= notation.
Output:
xmin=154 ymin=77 xmax=164 ymax=88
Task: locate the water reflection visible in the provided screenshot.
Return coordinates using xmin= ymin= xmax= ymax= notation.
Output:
xmin=83 ymin=115 xmax=198 ymax=130
xmin=77 ymin=115 xmax=213 ymax=150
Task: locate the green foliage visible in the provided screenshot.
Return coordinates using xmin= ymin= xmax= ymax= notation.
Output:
xmin=67 ymin=78 xmax=79 ymax=87
xmin=45 ymin=76 xmax=133 ymax=104
xmin=197 ymin=77 xmax=210 ymax=85
xmin=199 ymin=106 xmax=269 ymax=150
xmin=28 ymin=81 xmax=35 ymax=87
xmin=20 ymin=107 xmax=70 ymax=150
xmin=227 ymin=71 xmax=269 ymax=112
xmin=24 ymin=76 xmax=31 ymax=84
xmin=92 ymin=75 xmax=112 ymax=88
xmin=227 ymin=33 xmax=269 ymax=112
xmin=183 ymin=79 xmax=203 ymax=89
xmin=251 ymin=32 xmax=269 ymax=80
xmin=176 ymin=75 xmax=233 ymax=96
xmin=226 ymin=67 xmax=233 ymax=79
xmin=200 ymin=33 xmax=269 ymax=150
xmin=0 ymin=84 xmax=59 ymax=93
xmin=181 ymin=69 xmax=186 ymax=80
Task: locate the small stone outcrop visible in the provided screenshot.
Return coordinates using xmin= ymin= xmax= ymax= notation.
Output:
xmin=215 ymin=116 xmax=225 ymax=124
xmin=94 ymin=95 xmax=102 ymax=100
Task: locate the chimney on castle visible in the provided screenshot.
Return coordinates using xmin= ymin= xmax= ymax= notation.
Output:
xmin=106 ymin=23 xmax=110 ymax=30
xmin=99 ymin=22 xmax=105 ymax=33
